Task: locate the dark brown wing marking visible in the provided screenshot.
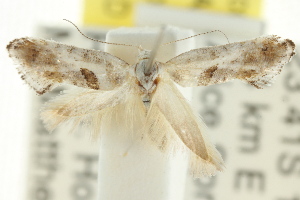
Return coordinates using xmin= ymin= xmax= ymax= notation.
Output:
xmin=7 ymin=37 xmax=130 ymax=94
xmin=162 ymin=35 xmax=295 ymax=88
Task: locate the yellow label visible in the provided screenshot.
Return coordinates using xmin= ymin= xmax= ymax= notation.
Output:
xmin=83 ymin=0 xmax=262 ymax=26
xmin=169 ymin=0 xmax=262 ymax=17
xmin=84 ymin=0 xmax=137 ymax=26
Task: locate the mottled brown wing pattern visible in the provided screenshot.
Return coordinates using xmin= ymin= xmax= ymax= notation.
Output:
xmin=6 ymin=33 xmax=296 ymax=178
xmin=7 ymin=37 xmax=130 ymax=94
xmin=162 ymin=35 xmax=295 ymax=89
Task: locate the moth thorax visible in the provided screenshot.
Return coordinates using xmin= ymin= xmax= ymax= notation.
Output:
xmin=135 ymin=52 xmax=159 ymax=93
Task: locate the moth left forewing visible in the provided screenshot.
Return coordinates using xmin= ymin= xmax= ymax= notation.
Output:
xmin=7 ymin=37 xmax=130 ymax=95
xmin=147 ymin=74 xmax=224 ymax=177
xmin=162 ymin=35 xmax=295 ymax=89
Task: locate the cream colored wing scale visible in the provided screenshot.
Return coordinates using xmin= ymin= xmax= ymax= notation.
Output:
xmin=7 ymin=37 xmax=130 ymax=94
xmin=147 ymin=76 xmax=224 ymax=177
xmin=150 ymin=35 xmax=295 ymax=177
xmin=162 ymin=35 xmax=295 ymax=88
xmin=7 ymin=35 xmax=296 ymax=178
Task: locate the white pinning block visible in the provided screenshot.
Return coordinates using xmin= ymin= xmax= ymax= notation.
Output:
xmin=97 ymin=26 xmax=195 ymax=200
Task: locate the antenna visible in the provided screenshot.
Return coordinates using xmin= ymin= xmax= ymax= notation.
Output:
xmin=161 ymin=30 xmax=230 ymax=46
xmin=63 ymin=19 xmax=139 ymax=48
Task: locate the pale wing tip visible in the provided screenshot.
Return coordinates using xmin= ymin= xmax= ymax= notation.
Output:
xmin=271 ymin=36 xmax=296 ymax=63
xmin=40 ymin=104 xmax=65 ymax=133
xmin=189 ymin=160 xmax=225 ymax=178
xmin=189 ymin=148 xmax=225 ymax=178
xmin=276 ymin=36 xmax=296 ymax=61
xmin=246 ymin=36 xmax=296 ymax=89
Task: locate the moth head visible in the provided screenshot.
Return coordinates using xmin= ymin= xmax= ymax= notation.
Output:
xmin=137 ymin=48 xmax=151 ymax=60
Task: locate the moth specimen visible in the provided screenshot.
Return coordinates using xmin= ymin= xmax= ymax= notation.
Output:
xmin=7 ymin=31 xmax=295 ymax=178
